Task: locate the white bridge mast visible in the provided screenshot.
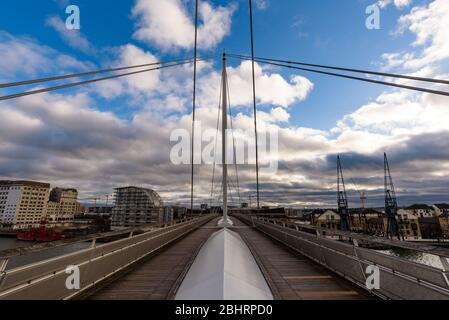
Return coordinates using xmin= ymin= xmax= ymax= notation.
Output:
xmin=220 ymin=52 xmax=232 ymax=226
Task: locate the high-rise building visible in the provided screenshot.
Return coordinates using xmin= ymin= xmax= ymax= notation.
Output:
xmin=0 ymin=181 xmax=50 ymax=229
xmin=111 ymin=186 xmax=164 ymax=227
xmin=46 ymin=188 xmax=81 ymax=226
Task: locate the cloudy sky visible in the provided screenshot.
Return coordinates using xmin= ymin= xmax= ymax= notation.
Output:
xmin=0 ymin=0 xmax=448 ymax=208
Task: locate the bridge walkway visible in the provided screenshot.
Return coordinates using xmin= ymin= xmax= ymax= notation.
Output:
xmin=83 ymin=217 xmax=373 ymax=300
xmin=230 ymin=218 xmax=373 ymax=300
xmin=84 ymin=218 xmax=221 ymax=300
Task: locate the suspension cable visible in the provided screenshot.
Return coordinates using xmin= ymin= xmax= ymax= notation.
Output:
xmin=226 ymin=73 xmax=241 ymax=205
xmin=0 ymin=57 xmax=196 ymax=89
xmin=190 ymin=0 xmax=199 ymax=213
xmin=228 ymin=53 xmax=449 ymax=85
xmin=210 ymin=75 xmax=223 ymax=207
xmin=0 ymin=60 xmax=197 ymax=101
xmin=228 ymin=54 xmax=449 ymax=97
xmin=249 ymin=0 xmax=261 ymax=208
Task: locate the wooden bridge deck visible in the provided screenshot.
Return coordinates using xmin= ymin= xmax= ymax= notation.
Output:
xmin=84 ymin=218 xmax=221 ymax=300
xmin=83 ymin=217 xmax=373 ymax=300
xmin=230 ymin=218 xmax=373 ymax=300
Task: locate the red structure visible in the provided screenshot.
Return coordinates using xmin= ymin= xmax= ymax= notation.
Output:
xmin=17 ymin=220 xmax=64 ymax=242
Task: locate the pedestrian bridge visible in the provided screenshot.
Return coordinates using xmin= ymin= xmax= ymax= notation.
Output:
xmin=0 ymin=213 xmax=448 ymax=300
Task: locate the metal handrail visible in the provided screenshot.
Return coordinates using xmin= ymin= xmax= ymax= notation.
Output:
xmin=0 ymin=216 xmax=198 ymax=260
xmin=0 ymin=214 xmax=216 ymax=300
xmin=241 ymin=214 xmax=449 ymax=259
xmin=235 ymin=214 xmax=449 ymax=300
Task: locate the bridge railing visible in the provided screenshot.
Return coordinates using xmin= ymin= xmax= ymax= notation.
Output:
xmin=235 ymin=214 xmax=449 ymax=300
xmin=0 ymin=216 xmax=201 ymax=263
xmin=0 ymin=214 xmax=216 ymax=300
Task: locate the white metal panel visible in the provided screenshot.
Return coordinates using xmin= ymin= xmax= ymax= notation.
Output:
xmin=175 ymin=228 xmax=273 ymax=300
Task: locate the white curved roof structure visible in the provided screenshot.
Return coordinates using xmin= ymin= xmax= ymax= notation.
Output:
xmin=175 ymin=227 xmax=273 ymax=300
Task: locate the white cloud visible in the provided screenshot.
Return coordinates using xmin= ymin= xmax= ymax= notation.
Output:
xmin=0 ymin=33 xmax=52 ymax=78
xmin=46 ymin=16 xmax=96 ymax=55
xmin=93 ymin=44 xmax=161 ymax=100
xmin=0 ymin=28 xmax=317 ymax=205
xmin=269 ymin=107 xmax=290 ymax=123
xmin=132 ymin=0 xmax=236 ymax=51
xmin=383 ymin=0 xmax=449 ymax=70
xmin=3 ymin=1 xmax=449 ymax=207
xmin=377 ymin=0 xmax=391 ymax=8
xmin=394 ymin=0 xmax=412 ymax=9
xmin=115 ymin=44 xmax=160 ymax=92
xmin=399 ymin=0 xmax=449 ymax=68
xmin=198 ymin=60 xmax=314 ymax=109
xmin=0 ymin=31 xmax=94 ymax=81
xmin=378 ymin=0 xmax=412 ymax=9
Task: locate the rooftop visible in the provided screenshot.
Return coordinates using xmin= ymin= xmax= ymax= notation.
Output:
xmin=0 ymin=180 xmax=50 ymax=188
xmin=434 ymin=203 xmax=449 ymax=210
xmin=406 ymin=204 xmax=434 ymax=210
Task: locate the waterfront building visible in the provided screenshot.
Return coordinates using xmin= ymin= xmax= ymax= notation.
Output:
xmin=348 ymin=208 xmax=382 ymax=232
xmin=438 ymin=213 xmax=449 ymax=239
xmin=311 ymin=209 xmax=340 ymax=229
xmin=404 ymin=204 xmax=437 ymax=218
xmin=310 ymin=209 xmax=340 ymax=238
xmin=0 ymin=180 xmax=50 ymax=229
xmin=111 ymin=186 xmax=164 ymax=227
xmin=84 ymin=206 xmax=113 ymax=216
xmin=419 ymin=213 xmax=449 ymax=240
xmin=46 ymin=188 xmax=81 ymax=226
xmin=432 ymin=203 xmax=449 ymax=216
xmin=285 ymin=208 xmax=304 ymax=218
xmin=397 ymin=209 xmax=422 ymax=240
xmin=365 ymin=210 xmax=422 ymax=240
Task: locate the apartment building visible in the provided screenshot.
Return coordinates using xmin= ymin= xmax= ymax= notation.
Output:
xmin=309 ymin=209 xmax=341 ymax=239
xmin=46 ymin=188 xmax=81 ymax=226
xmin=0 ymin=180 xmax=50 ymax=229
xmin=432 ymin=203 xmax=449 ymax=216
xmin=111 ymin=186 xmax=164 ymax=227
xmin=364 ymin=210 xmax=421 ymax=240
xmin=397 ymin=209 xmax=422 ymax=240
xmin=349 ymin=208 xmax=382 ymax=232
xmin=405 ymin=204 xmax=436 ymax=218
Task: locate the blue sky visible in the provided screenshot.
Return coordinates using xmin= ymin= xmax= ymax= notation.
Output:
xmin=1 ymin=0 xmax=448 ymax=207
xmin=0 ymin=0 xmax=427 ymax=128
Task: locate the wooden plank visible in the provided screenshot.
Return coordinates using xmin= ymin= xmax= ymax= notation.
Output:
xmin=283 ymin=276 xmax=333 ymax=280
xmin=85 ymin=218 xmax=220 ymax=300
xmin=232 ymin=217 xmax=374 ymax=300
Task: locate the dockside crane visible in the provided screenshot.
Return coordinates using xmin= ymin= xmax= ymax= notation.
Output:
xmin=337 ymin=156 xmax=350 ymax=231
xmin=384 ymin=153 xmax=400 ymax=239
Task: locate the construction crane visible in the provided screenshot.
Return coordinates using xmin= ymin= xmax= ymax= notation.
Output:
xmin=337 ymin=156 xmax=350 ymax=231
xmin=384 ymin=153 xmax=400 ymax=239
xmin=79 ymin=194 xmax=113 ymax=208
xmin=350 ymin=178 xmax=367 ymax=209
xmin=350 ymin=178 xmax=367 ymax=232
